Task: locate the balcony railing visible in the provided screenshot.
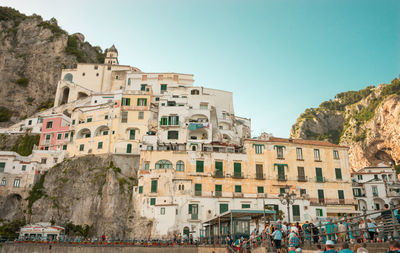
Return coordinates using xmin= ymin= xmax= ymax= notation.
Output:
xmin=233 ymin=192 xmax=243 ymax=198
xmin=232 ymin=172 xmax=244 ymax=179
xmin=297 ymin=176 xmax=308 ymax=182
xmin=190 ymin=213 xmax=199 ymax=220
xmin=212 ymin=171 xmax=225 ymax=178
xmin=315 ymin=176 xmax=325 ymax=183
xmin=256 ymin=173 xmax=265 ymax=180
xmin=293 ymin=215 xmax=301 ymax=222
xmin=277 ymin=175 xmax=287 ymax=181
xmin=310 ymin=198 xmax=355 ymax=205
xmin=215 ymin=191 xmax=222 ymax=197
xmin=194 ymin=191 xmax=202 ymax=196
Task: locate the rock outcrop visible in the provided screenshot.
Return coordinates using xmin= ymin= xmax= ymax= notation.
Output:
xmin=291 ymin=76 xmax=400 ymax=170
xmin=0 ymin=7 xmax=104 ymax=127
xmin=24 ymin=155 xmax=152 ymax=239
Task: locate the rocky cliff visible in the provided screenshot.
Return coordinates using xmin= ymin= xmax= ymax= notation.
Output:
xmin=291 ymin=76 xmax=400 ymax=170
xmin=0 ymin=154 xmax=152 ymax=239
xmin=0 ymin=7 xmax=104 ymax=127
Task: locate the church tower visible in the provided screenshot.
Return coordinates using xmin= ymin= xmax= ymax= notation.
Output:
xmin=104 ymin=45 xmax=119 ymax=65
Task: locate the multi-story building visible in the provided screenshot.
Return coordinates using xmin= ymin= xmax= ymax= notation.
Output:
xmin=38 ymin=114 xmax=70 ymax=151
xmin=134 ymin=136 xmax=357 ymax=239
xmin=352 ymin=165 xmax=400 ymax=212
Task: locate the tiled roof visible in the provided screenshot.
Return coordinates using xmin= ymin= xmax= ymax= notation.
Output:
xmin=245 ymin=137 xmax=348 ymax=149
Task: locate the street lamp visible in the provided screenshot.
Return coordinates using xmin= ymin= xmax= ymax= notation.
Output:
xmin=279 ymin=185 xmax=296 ymax=223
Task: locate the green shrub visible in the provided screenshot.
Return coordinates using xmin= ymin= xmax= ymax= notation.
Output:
xmin=16 ymin=77 xmax=29 ymax=87
xmin=0 ymin=219 xmax=26 ymax=239
xmin=0 ymin=7 xmax=27 ymax=22
xmin=65 ymin=36 xmax=87 ymax=63
xmin=11 ymin=134 xmax=40 ymax=156
xmin=0 ymin=107 xmax=12 ymax=122
xmin=36 ymin=99 xmax=54 ymax=111
xmin=38 ymin=19 xmax=67 ymax=38
xmin=65 ymin=222 xmax=91 ymax=237
xmin=26 ymin=173 xmax=47 ymax=214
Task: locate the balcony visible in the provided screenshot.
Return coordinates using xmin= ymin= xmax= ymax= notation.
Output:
xmin=310 ymin=198 xmax=326 ymax=205
xmin=277 ymin=175 xmax=287 ymax=181
xmin=293 ymin=216 xmax=301 ymax=222
xmin=256 ymin=173 xmax=265 ymax=180
xmin=233 ymin=192 xmax=243 ymax=198
xmin=310 ymin=198 xmax=355 ymax=206
xmin=232 ymin=172 xmax=244 ymax=179
xmin=212 ymin=171 xmax=225 ymax=178
xmin=190 ymin=213 xmax=199 ymax=220
xmin=194 ymin=191 xmax=202 ymax=196
xmin=215 ymin=191 xmax=222 ymax=197
xmin=315 ymin=176 xmax=326 ymax=183
xmin=297 ymin=176 xmax=308 ymax=182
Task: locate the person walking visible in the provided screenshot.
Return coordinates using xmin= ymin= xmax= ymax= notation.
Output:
xmin=367 ymin=219 xmax=376 ymax=243
xmin=271 ymin=226 xmax=283 ymax=250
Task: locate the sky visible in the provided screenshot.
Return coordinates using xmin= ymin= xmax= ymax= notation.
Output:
xmin=2 ymin=0 xmax=400 ymax=137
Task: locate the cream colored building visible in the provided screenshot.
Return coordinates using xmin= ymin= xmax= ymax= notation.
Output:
xmin=133 ymin=136 xmax=356 ymax=239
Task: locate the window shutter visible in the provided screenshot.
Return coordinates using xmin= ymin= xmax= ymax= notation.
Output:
xmin=338 ymin=190 xmax=344 ymax=199
xmin=188 ymin=204 xmax=193 ymax=214
xmin=151 ymin=180 xmax=158 ymax=192
xmin=234 ymin=163 xmax=241 ymax=173
xmin=196 ymin=161 xmax=204 ymax=172
xmin=335 ymin=168 xmax=342 ymax=179
xmin=215 ymin=161 xmax=223 ymax=172
xmin=292 ymin=205 xmax=300 ymax=216
xmin=195 ymin=184 xmax=202 ymax=192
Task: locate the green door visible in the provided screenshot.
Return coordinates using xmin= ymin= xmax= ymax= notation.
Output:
xmin=126 ymin=144 xmax=132 ymax=153
xmin=234 ymin=163 xmax=241 ymax=177
xmin=292 ymin=205 xmax=300 ymax=221
xmin=220 ymin=203 xmax=229 ymax=214
xmin=215 ymin=161 xmax=223 ymax=177
xmin=278 ymin=165 xmax=285 ymax=180
xmin=318 ymin=189 xmax=324 ymax=203
xmin=315 ymin=167 xmax=323 ymax=182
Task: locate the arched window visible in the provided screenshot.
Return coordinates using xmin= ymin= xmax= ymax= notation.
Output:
xmin=176 ymin=160 xmax=185 ymax=171
xmin=155 ymin=160 xmax=172 ymax=169
xmin=191 ymin=89 xmax=199 ymax=95
xmin=1 ymin=178 xmax=6 ymax=186
xmin=63 ymin=73 xmax=73 ymax=82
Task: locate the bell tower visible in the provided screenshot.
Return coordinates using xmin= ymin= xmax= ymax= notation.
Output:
xmin=104 ymin=45 xmax=119 ymax=65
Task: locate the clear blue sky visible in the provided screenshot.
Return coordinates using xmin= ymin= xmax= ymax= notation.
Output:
xmin=3 ymin=0 xmax=400 ymax=137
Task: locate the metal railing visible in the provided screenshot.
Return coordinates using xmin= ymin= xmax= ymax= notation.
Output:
xmin=297 ymin=176 xmax=308 ymax=182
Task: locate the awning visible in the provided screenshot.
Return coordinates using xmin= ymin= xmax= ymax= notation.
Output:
xmin=326 ymin=208 xmax=361 ymax=214
xmin=202 ymin=209 xmax=276 ymax=226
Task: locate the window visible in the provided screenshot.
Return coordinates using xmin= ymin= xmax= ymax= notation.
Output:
xmin=121 ymin=112 xmax=128 ymax=123
xmin=292 ymin=205 xmax=300 ymax=221
xmin=103 ymin=130 xmax=108 ymax=136
xmin=235 ymin=185 xmax=242 ymax=193
xmin=234 ymin=162 xmax=242 ymax=178
xmin=13 ymin=178 xmax=20 ymax=188
xmin=46 ymin=121 xmax=53 ymax=129
xmin=87 ymin=117 xmax=92 ymax=123
xmin=176 ymin=161 xmax=185 ymax=171
xmin=94 ymin=65 xmax=98 ymax=70
xmin=44 ymin=147 xmax=49 ymax=150
xmin=140 ymin=84 xmax=146 ymax=91
xmin=150 ymin=198 xmax=156 ymax=205
xmin=296 ymin=148 xmax=303 ymax=160
xmin=188 ymin=204 xmax=199 ymax=219
xmin=254 ymin=144 xmax=263 ymax=154
xmin=374 ymin=175 xmax=379 ymax=180
xmin=160 ymin=84 xmax=167 ymax=93
xmin=126 ymin=144 xmax=132 ymax=153
xmin=372 ymin=186 xmax=378 ymax=197
xmin=316 ymin=208 xmax=323 ymax=217
xmin=297 ymin=167 xmax=305 ymax=181
xmin=122 ymin=98 xmax=131 ymax=106
xmin=215 ymin=184 xmax=222 ymax=195
xmin=45 ymin=134 xmax=51 ymax=140
xmin=139 ymin=186 xmax=143 ymax=193
xmin=215 ymin=161 xmax=223 ymax=176
xmin=21 ymin=165 xmax=26 ymax=171
xmin=160 ymin=117 xmax=168 ymax=126
xmin=105 ymin=115 xmax=109 ymax=120
xmin=276 ymin=146 xmax=285 ymax=158
xmin=129 ymin=129 xmax=135 ymax=140
xmin=1 ymin=178 xmax=6 ymax=186
xmin=62 ymin=145 xmax=67 ymax=150
xmin=191 ymin=89 xmax=200 ymax=95
xmin=200 ymin=103 xmax=208 ymax=110
xmin=300 ymin=189 xmax=306 ymax=195
xmin=155 ymin=160 xmax=173 ymax=169
xmin=242 ymin=204 xmax=250 ymax=209
xmin=318 ymin=189 xmax=325 ymax=202
xmin=168 ymin=116 xmax=179 ymax=125
xmin=160 ymin=207 xmax=165 ymax=215
xmin=57 ymin=133 xmax=62 ymax=140
xmin=97 ymin=142 xmax=103 ymax=149
xmin=196 ymin=160 xmax=204 ymax=173
xmin=314 ymin=149 xmax=321 ymax=161
xmin=0 ymin=162 xmax=5 ymax=172
xmin=144 ymin=163 xmax=150 ymax=170
xmin=151 ymin=180 xmax=158 ymax=193
xmin=64 ymin=133 xmax=69 ymax=138
xmin=333 ymin=150 xmax=340 ymax=159
xmin=72 ymin=119 xmax=76 ymax=125
xmin=335 ymin=168 xmax=342 ymax=180
xmin=138 ymin=112 xmax=144 ymax=120
xmin=277 ymin=164 xmax=286 ymax=180
xmin=353 ymin=188 xmax=362 ymax=197
xmin=220 ymin=203 xmax=229 ymax=214
xmin=280 ymin=188 xmax=286 ymax=194
xmin=137 ymin=98 xmax=147 ymax=106
xmin=256 ymin=164 xmax=263 ymax=179
xmin=167 ymin=131 xmax=179 ymax=140
xmin=357 ymin=175 xmax=363 ymax=180
xmin=79 ymin=144 xmax=84 ymax=151
xmin=41 ymin=158 xmax=47 ymax=164
xmin=195 ymin=184 xmax=202 ymax=196
xmin=338 ymin=190 xmax=344 ymax=200
xmin=315 ymin=167 xmax=324 ymax=182
xmin=28 ymin=120 xmax=32 ymax=125
xmin=257 ymin=186 xmax=264 ymax=193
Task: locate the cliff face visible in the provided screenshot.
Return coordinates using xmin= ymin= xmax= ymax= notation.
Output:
xmin=291 ymin=77 xmax=400 ymax=170
xmin=0 ymin=7 xmax=104 ymax=127
xmin=11 ymin=155 xmax=152 ymax=239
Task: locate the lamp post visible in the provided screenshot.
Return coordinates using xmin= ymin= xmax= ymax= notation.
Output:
xmin=278 ymin=185 xmax=296 ymax=223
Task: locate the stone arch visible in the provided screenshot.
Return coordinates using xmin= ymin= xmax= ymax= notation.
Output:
xmin=60 ymin=86 xmax=70 ymax=105
xmin=63 ymin=73 xmax=73 ymax=82
xmin=94 ymin=125 xmax=110 ymax=136
xmin=77 ymin=92 xmax=88 ymax=100
xmin=77 ymin=128 xmax=91 ymax=139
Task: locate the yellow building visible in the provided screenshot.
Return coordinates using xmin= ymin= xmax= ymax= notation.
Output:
xmin=134 ymin=137 xmax=357 ymax=239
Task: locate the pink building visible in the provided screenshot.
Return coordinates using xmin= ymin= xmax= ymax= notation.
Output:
xmin=38 ymin=114 xmax=71 ymax=151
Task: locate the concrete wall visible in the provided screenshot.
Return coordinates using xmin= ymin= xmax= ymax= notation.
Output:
xmin=0 ymin=244 xmax=225 ymax=253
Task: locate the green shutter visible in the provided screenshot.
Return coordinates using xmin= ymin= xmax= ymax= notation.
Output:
xmin=127 ymin=144 xmax=132 ymax=153
xmin=220 ymin=203 xmax=229 ymax=214
xmin=234 ymin=163 xmax=241 ymax=173
xmin=316 ymin=167 xmax=323 ymax=181
xmin=139 ymin=186 xmax=143 ymax=193
xmin=338 ymin=190 xmax=344 ymax=199
xmin=144 ymin=98 xmax=147 ymax=106
xmin=257 ymin=186 xmax=264 ymax=193
xmin=318 ymin=189 xmax=324 ymax=199
xmin=292 ymin=205 xmax=300 ymax=216
xmin=150 ymin=198 xmax=156 ymax=205
xmin=196 ymin=161 xmax=204 ymax=172
xmin=215 ymin=184 xmax=222 ymax=192
xmin=335 ymin=168 xmax=342 ymax=180
xmin=215 ymin=161 xmax=223 ymax=173
xmin=195 ymin=184 xmax=202 ymax=192
xmin=242 ymin=204 xmax=250 ymax=209
xmin=129 ymin=130 xmax=135 ymax=140
xmin=127 ymin=98 xmax=130 ymax=106
xmin=188 ymin=204 xmax=193 ymax=214
xmin=278 ymin=165 xmax=285 ymax=178
xmin=235 ymin=185 xmax=241 ymax=192
xmin=151 ymin=180 xmax=158 ymax=193
xmin=97 ymin=142 xmax=103 ymax=149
